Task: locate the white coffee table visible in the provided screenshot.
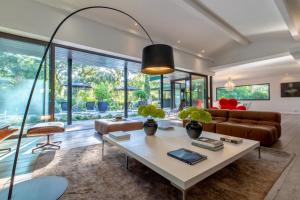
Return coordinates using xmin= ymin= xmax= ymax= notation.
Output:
xmin=102 ymin=127 xmax=260 ymax=200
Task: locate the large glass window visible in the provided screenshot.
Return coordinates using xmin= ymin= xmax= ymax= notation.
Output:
xmin=55 ymin=47 xmax=125 ymax=123
xmin=0 ymin=37 xmax=49 ymax=127
xmin=216 ymin=83 xmax=270 ymax=100
xmin=162 ymin=71 xmax=204 ymax=112
xmin=191 ymin=75 xmax=207 ymax=108
xmin=54 ymin=48 xmax=68 ymax=122
xmin=127 ymin=62 xmax=160 ymax=118
xmin=0 ymin=34 xmax=210 ymax=126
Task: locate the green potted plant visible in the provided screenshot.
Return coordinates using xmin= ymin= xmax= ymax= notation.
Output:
xmin=138 ymin=104 xmax=165 ymax=136
xmin=93 ymin=83 xmax=111 ymax=112
xmin=178 ymin=107 xmax=212 ymax=139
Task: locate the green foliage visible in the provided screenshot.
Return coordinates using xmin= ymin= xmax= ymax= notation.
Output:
xmin=144 ymin=76 xmax=151 ymax=99
xmin=178 ymin=107 xmax=212 ymax=124
xmin=93 ymin=82 xmax=111 ymax=102
xmin=138 ymin=104 xmax=165 ymax=119
xmin=217 ymin=84 xmax=269 ymax=100
xmin=134 ymin=90 xmax=148 ymax=100
xmin=78 ymin=90 xmax=96 ymax=102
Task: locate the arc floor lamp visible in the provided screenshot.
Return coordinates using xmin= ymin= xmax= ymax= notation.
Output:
xmin=1 ymin=6 xmax=174 ymax=200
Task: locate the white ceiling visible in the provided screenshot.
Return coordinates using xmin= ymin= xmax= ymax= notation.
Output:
xmin=33 ymin=0 xmax=289 ymax=57
xmin=31 ymin=0 xmax=300 ymax=80
xmin=33 ymin=0 xmax=229 ymax=56
xmin=213 ymin=54 xmax=300 ymax=82
xmin=200 ymin=0 xmax=287 ymax=36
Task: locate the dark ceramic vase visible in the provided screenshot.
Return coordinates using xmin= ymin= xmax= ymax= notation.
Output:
xmin=186 ymin=120 xmax=203 ymax=139
xmin=144 ymin=119 xmax=158 ymax=136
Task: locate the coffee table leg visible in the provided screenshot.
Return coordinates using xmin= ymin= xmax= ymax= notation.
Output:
xmin=258 ymin=146 xmax=261 ymax=159
xmin=182 ymin=189 xmax=186 ymax=200
xmin=126 ymin=155 xmax=129 ymax=170
xmin=102 ymin=138 xmax=105 ymax=161
xmin=171 ymin=183 xmax=187 ymax=200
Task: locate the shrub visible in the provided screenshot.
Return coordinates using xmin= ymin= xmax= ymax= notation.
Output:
xmin=178 ymin=107 xmax=212 ymax=124
xmin=138 ymin=104 xmax=165 ymax=119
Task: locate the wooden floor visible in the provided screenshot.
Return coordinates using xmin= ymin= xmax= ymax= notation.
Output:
xmin=273 ymin=114 xmax=300 ymax=200
xmin=0 ymin=114 xmax=299 ymax=199
xmin=0 ymin=127 xmax=101 ymax=190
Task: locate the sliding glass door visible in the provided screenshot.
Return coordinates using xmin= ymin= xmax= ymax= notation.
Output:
xmin=162 ymin=70 xmax=208 ymax=112
xmin=0 ymin=36 xmax=49 ymax=127
xmin=0 ymin=33 xmax=210 ymax=128
xmin=54 ymin=47 xmax=125 ymax=124
xmin=191 ymin=75 xmax=207 ymax=108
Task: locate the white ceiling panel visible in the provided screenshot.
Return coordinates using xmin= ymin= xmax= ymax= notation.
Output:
xmin=213 ymin=55 xmax=300 ymax=82
xmin=200 ymin=0 xmax=288 ymax=36
xmin=33 ymin=0 xmax=233 ymax=55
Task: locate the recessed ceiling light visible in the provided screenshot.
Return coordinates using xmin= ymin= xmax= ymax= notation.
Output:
xmin=177 ymin=40 xmax=181 ymax=44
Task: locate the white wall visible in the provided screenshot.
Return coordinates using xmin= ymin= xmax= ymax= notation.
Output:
xmin=213 ymin=73 xmax=300 ymax=113
xmin=0 ymin=0 xmax=212 ymax=75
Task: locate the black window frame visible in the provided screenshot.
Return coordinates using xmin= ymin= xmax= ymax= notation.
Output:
xmin=0 ymin=31 xmax=210 ymax=124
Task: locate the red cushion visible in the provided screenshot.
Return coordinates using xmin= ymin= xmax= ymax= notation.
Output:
xmin=219 ymin=98 xmax=229 ymax=109
xmin=236 ymin=105 xmax=247 ymax=110
xmin=219 ymin=98 xmax=241 ymax=110
xmin=228 ymin=98 xmax=238 ymax=107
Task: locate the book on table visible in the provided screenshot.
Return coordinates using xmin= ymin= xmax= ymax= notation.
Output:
xmin=192 ymin=137 xmax=223 ymax=148
xmin=192 ymin=142 xmax=224 ymax=151
xmin=109 ymin=131 xmax=130 ymax=140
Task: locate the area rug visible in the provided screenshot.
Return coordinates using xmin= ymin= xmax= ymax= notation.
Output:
xmin=32 ymin=144 xmax=294 ymax=200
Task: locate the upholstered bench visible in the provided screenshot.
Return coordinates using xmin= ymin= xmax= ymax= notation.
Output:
xmin=95 ymin=119 xmax=143 ymax=135
xmin=27 ymin=122 xmax=65 ymax=153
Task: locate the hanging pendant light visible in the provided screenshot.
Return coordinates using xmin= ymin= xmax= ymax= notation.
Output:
xmin=225 ymin=77 xmax=235 ymax=91
xmin=141 ymin=44 xmax=175 ymax=75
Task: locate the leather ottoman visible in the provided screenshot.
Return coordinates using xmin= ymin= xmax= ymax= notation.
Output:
xmin=95 ymin=119 xmax=143 ymax=135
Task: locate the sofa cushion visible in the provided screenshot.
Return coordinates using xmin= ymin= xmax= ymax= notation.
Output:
xmin=216 ymin=122 xmax=278 ymax=147
xmin=228 ymin=110 xmax=281 ymax=138
xmin=228 ymin=110 xmax=281 ymax=123
xmin=203 ymin=118 xmax=227 ymax=132
xmin=205 ymin=109 xmax=228 ymax=119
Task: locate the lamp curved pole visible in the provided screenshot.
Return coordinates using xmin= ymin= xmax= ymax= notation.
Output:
xmin=7 ymin=6 xmax=154 ymax=200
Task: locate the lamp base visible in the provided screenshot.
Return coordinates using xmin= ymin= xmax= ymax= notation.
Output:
xmin=0 ymin=176 xmax=68 ymax=200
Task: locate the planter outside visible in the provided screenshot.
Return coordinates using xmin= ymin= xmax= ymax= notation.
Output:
xmin=186 ymin=120 xmax=203 ymax=139
xmin=86 ymin=102 xmax=95 ymax=111
xmin=144 ymin=119 xmax=158 ymax=136
xmin=98 ymin=101 xmax=109 ymax=112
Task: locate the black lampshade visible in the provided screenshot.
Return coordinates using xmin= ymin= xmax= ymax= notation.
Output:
xmin=141 ymin=44 xmax=175 ymax=75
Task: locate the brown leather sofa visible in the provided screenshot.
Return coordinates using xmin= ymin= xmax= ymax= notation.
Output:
xmin=215 ymin=110 xmax=281 ymax=147
xmin=184 ymin=109 xmax=281 ymax=147
xmin=202 ymin=109 xmax=228 ymax=132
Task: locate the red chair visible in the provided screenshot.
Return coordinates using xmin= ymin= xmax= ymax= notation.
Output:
xmin=218 ymin=98 xmax=246 ymax=110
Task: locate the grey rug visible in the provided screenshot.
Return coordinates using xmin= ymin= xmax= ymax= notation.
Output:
xmin=33 ymin=144 xmax=294 ymax=200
